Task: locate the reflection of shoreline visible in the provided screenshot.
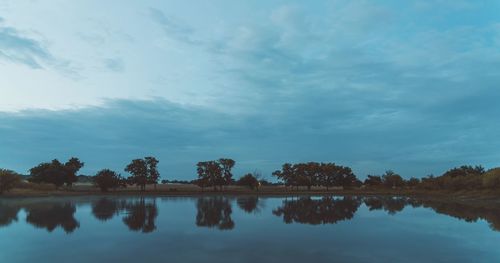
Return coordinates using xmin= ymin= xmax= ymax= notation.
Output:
xmin=272 ymin=196 xmax=500 ymax=231
xmin=2 ymin=196 xmax=500 ymax=234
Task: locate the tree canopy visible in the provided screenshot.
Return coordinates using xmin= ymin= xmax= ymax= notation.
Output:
xmin=0 ymin=169 xmax=21 ymax=194
xmin=125 ymin=157 xmax=160 ymax=191
xmin=196 ymin=158 xmax=235 ymax=190
xmin=29 ymin=158 xmax=84 ymax=188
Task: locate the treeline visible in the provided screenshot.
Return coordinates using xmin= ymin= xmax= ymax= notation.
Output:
xmin=0 ymin=157 xmax=161 ymax=193
xmin=272 ymin=162 xmax=360 ymax=190
xmin=2 ymin=157 xmax=500 ymax=194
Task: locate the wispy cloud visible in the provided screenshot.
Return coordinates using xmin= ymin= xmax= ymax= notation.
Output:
xmin=103 ymin=58 xmax=125 ymax=72
xmin=148 ymin=8 xmax=201 ymax=45
xmin=0 ymin=25 xmax=52 ymax=68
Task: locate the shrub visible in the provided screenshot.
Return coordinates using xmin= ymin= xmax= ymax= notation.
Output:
xmin=483 ymin=168 xmax=500 ymax=189
xmin=0 ymin=169 xmax=22 ymax=194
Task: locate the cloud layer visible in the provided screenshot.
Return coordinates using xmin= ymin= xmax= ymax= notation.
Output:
xmin=1 ymin=1 xmax=500 ymax=178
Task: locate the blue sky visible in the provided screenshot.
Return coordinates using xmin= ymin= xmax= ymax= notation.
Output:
xmin=1 ymin=0 xmax=500 ymax=179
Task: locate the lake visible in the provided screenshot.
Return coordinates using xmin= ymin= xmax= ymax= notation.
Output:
xmin=1 ymin=195 xmax=500 ymax=263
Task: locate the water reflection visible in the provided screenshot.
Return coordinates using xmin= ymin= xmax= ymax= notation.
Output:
xmin=236 ymin=196 xmax=263 ymax=214
xmin=25 ymin=203 xmax=79 ymax=233
xmin=196 ymin=197 xmax=234 ymax=230
xmin=2 ymin=196 xmax=500 ymax=234
xmin=91 ymin=198 xmax=122 ymax=221
xmin=91 ymin=198 xmax=158 ymax=233
xmin=123 ymin=199 xmax=158 ymax=233
xmin=364 ymin=196 xmax=408 ymax=215
xmin=272 ymin=197 xmax=361 ymax=225
xmin=0 ymin=202 xmax=21 ymax=227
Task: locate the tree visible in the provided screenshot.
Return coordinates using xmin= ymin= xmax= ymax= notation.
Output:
xmin=219 ymin=158 xmax=235 ymax=187
xmin=483 ymin=168 xmax=500 ymax=189
xmin=145 ymin=157 xmax=160 ymax=189
xmin=64 ymin=157 xmax=84 ymax=187
xmin=29 ymin=158 xmax=84 ymax=188
xmin=443 ymin=165 xmax=485 ymax=178
xmin=93 ymin=169 xmax=122 ymax=192
xmin=273 ymin=162 xmax=359 ymax=190
xmin=272 ymin=163 xmax=297 ymax=189
xmin=125 ymin=159 xmax=148 ymax=191
xmin=333 ymin=165 xmax=358 ymax=189
xmin=29 ymin=160 xmax=66 ymax=188
xmin=406 ymin=177 xmax=420 ymax=188
xmin=236 ymin=173 xmax=260 ymax=190
xmin=364 ymin=175 xmax=383 ymax=187
xmin=382 ymin=170 xmax=405 ymax=188
xmin=196 ymin=159 xmax=234 ymax=190
xmin=0 ymin=169 xmax=21 ymax=194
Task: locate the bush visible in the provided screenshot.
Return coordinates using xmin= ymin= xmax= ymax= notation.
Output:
xmin=93 ymin=169 xmax=122 ymax=192
xmin=0 ymin=169 xmax=22 ymax=194
xmin=236 ymin=173 xmax=260 ymax=190
xmin=483 ymin=168 xmax=500 ymax=189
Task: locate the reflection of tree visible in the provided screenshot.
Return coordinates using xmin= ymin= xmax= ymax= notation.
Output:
xmin=123 ymin=199 xmax=158 ymax=233
xmin=273 ymin=197 xmax=361 ymax=225
xmin=0 ymin=202 xmax=21 ymax=227
xmin=91 ymin=198 xmax=122 ymax=221
xmin=237 ymin=197 xmax=263 ymax=214
xmin=196 ymin=197 xmax=234 ymax=230
xmin=364 ymin=197 xmax=407 ymax=215
xmin=362 ymin=196 xmax=500 ymax=232
xmin=26 ymin=203 xmax=79 ymax=233
xmin=419 ymin=200 xmax=500 ymax=232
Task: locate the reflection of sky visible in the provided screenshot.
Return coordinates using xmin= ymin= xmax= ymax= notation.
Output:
xmin=2 ymin=1 xmax=500 ymax=179
xmin=1 ymin=197 xmax=500 ymax=262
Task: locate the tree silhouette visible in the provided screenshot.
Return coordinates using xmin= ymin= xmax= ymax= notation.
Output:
xmin=93 ymin=169 xmax=123 ymax=192
xmin=236 ymin=173 xmax=260 ymax=190
xmin=219 ymin=158 xmax=235 ymax=188
xmin=196 ymin=161 xmax=222 ymax=190
xmin=0 ymin=169 xmax=21 ymax=194
xmin=145 ymin=157 xmax=160 ymax=189
xmin=29 ymin=158 xmax=84 ymax=188
xmin=273 ymin=162 xmax=359 ymax=190
xmin=64 ymin=157 xmax=84 ymax=187
xmin=125 ymin=159 xmax=148 ymax=191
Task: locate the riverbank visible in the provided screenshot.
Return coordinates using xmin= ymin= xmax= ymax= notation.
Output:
xmin=2 ymin=183 xmax=500 ymax=201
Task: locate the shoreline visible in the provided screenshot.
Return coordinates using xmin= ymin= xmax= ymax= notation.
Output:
xmin=2 ymin=186 xmax=500 ymax=202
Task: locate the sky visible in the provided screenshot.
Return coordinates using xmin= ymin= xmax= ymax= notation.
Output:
xmin=1 ymin=0 xmax=500 ymax=180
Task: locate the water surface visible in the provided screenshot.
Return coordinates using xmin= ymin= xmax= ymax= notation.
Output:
xmin=1 ymin=195 xmax=499 ymax=263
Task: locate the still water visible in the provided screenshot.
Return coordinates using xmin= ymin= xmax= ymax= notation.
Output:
xmin=1 ymin=195 xmax=500 ymax=263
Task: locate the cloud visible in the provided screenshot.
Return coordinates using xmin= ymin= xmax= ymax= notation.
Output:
xmin=1 ymin=96 xmax=499 ymax=179
xmin=148 ymin=8 xmax=200 ymax=45
xmin=104 ymin=58 xmax=125 ymax=72
xmin=0 ymin=26 xmax=52 ymax=68
xmin=0 ymin=19 xmax=78 ymax=77
xmin=1 ymin=1 xmax=500 ymax=179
